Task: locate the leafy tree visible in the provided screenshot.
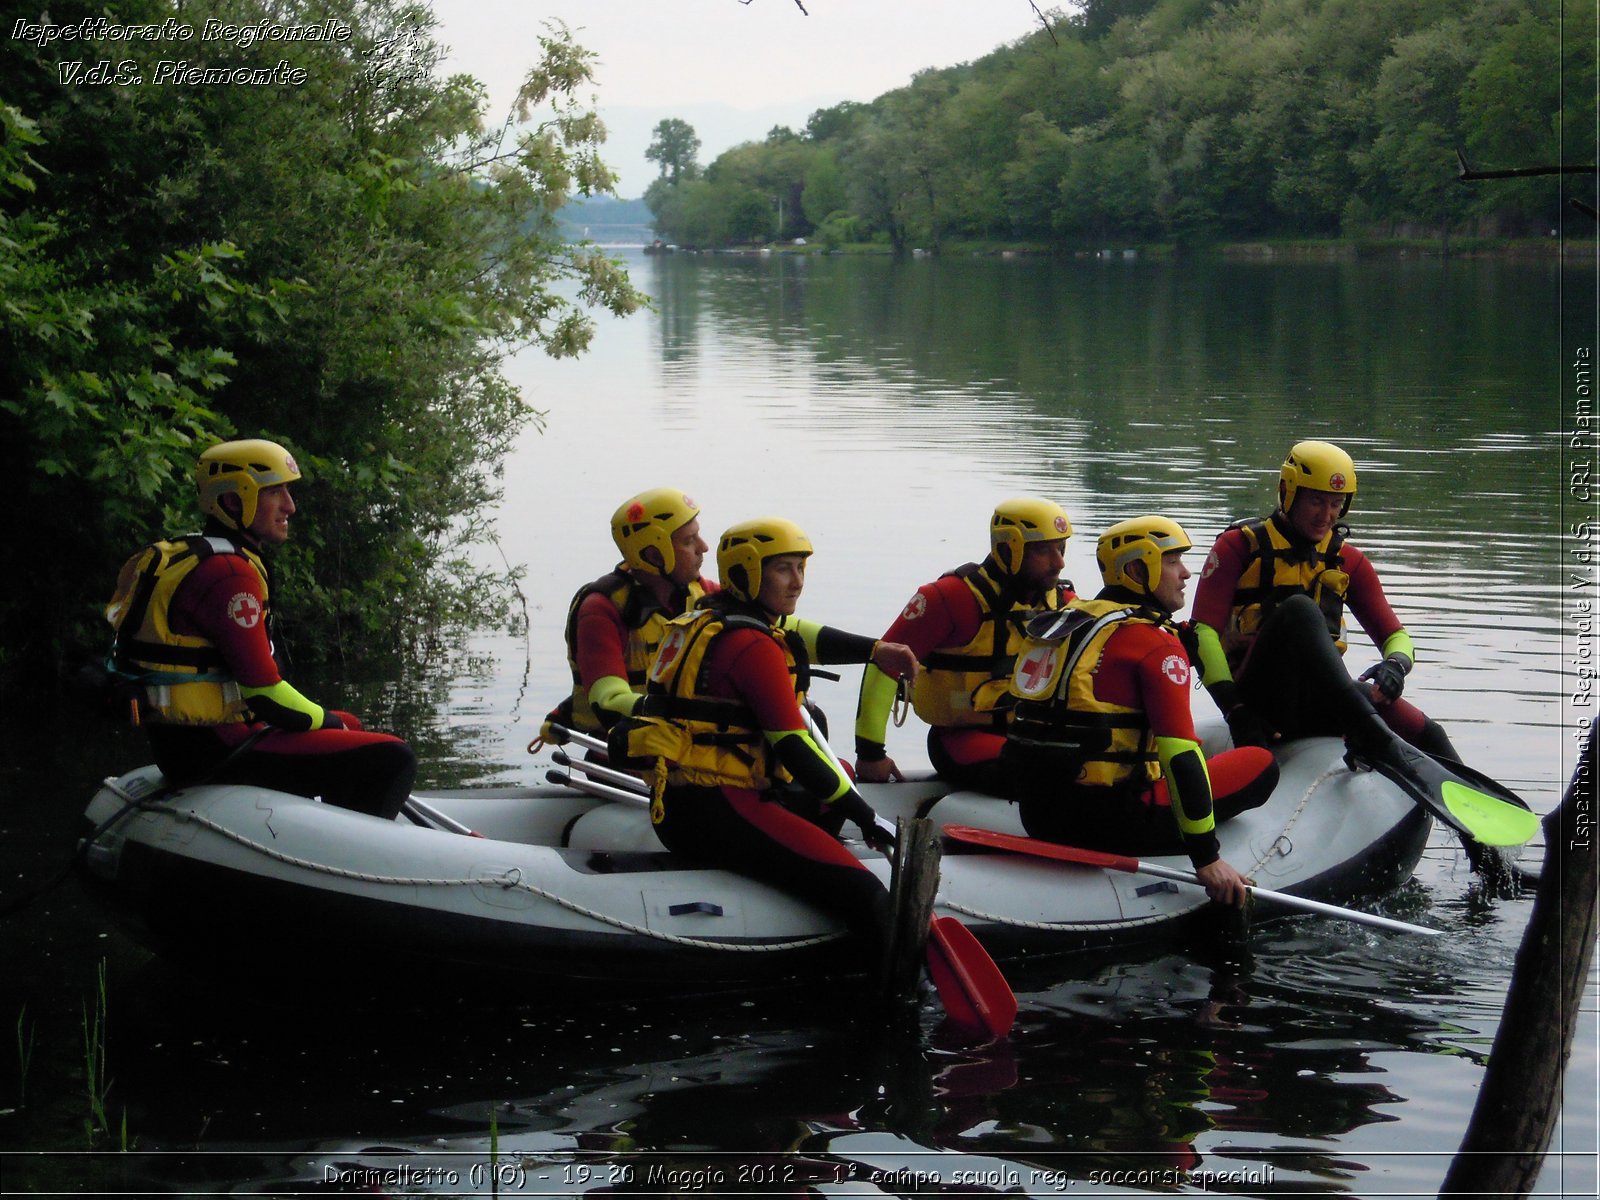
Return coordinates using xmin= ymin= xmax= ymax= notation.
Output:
xmin=708 ymin=137 xmax=817 ymax=240
xmin=646 ymin=117 xmax=702 ymax=184
xmin=1460 ymin=5 xmax=1566 ymax=229
xmin=2 ymin=1 xmax=645 ymax=685
xmin=1057 ymin=131 xmax=1159 ymax=240
xmin=1002 ymin=112 xmax=1075 ymax=237
xmin=802 ymin=148 xmax=850 ymax=230
xmin=1074 ymin=0 xmax=1164 ymax=40
xmin=805 ymin=101 xmax=871 ymax=144
xmin=667 ymin=177 xmax=769 ymax=246
xmin=1355 ymin=17 xmax=1480 ymax=241
xmin=938 ymin=78 xmax=1023 ymax=239
xmin=848 ymin=75 xmax=964 ymax=251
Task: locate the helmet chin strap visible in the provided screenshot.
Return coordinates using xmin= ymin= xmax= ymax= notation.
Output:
xmin=216 ymin=494 xmax=246 ymax=532
xmin=1107 ymin=568 xmax=1168 ymax=613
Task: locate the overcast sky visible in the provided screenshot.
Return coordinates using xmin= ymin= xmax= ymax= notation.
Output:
xmin=427 ymin=0 xmax=1054 ymax=197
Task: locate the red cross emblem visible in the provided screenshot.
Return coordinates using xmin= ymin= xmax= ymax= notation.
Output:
xmin=1161 ymin=654 xmax=1189 ymax=686
xmin=651 ymin=629 xmax=685 ymax=681
xmin=1014 ymin=644 xmax=1058 ymax=696
xmin=228 ymin=592 xmax=262 ymax=629
xmin=902 ymin=594 xmax=927 ymax=621
xmin=1329 ymin=472 xmax=1348 ymax=491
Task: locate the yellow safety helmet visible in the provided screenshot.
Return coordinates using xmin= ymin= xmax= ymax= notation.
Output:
xmin=1097 ymin=515 xmax=1193 ymax=594
xmin=196 ymin=439 xmax=301 ymax=532
xmin=611 ymin=488 xmax=701 ymax=577
xmin=717 ymin=517 xmax=813 ymax=603
xmin=990 ymin=497 xmax=1073 ymax=574
xmin=1278 ymin=440 xmax=1356 ymax=517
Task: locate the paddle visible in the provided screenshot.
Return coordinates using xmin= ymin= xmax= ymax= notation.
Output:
xmin=402 ymin=796 xmax=483 ymax=837
xmin=798 ymin=708 xmax=1017 ymax=1040
xmin=1346 ymin=729 xmax=1539 ymax=848
xmin=550 ymin=749 xmax=654 ymax=806
xmin=943 ymin=825 xmax=1442 ymax=938
xmin=925 ymin=914 xmax=1019 ymax=1038
xmin=547 ymin=723 xmax=611 ymax=758
xmin=546 ymin=768 xmax=651 ymax=807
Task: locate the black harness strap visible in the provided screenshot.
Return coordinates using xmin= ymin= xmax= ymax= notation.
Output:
xmin=110 ymin=537 xmax=240 ymax=677
xmin=1231 ymin=516 xmax=1348 ymax=639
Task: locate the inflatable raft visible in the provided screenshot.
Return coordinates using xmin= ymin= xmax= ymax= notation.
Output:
xmin=78 ymin=735 xmax=1431 ymax=991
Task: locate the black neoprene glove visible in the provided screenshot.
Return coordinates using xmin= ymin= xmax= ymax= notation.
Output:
xmin=833 ymin=791 xmax=896 ymax=852
xmin=1359 ymin=654 xmax=1411 ymax=702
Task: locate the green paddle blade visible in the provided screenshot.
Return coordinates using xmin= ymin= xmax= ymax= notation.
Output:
xmin=1441 ymin=780 xmax=1541 ymax=847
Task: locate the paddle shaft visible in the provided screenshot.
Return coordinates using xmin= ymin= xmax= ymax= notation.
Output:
xmin=547 ymin=768 xmax=650 ymax=808
xmin=1124 ymin=856 xmax=1440 ymax=937
xmin=551 ymin=749 xmax=651 ymax=796
xmin=942 ymin=825 xmax=1439 ymax=938
xmin=546 ymin=723 xmax=610 ymax=757
xmin=402 ymin=796 xmax=481 ymax=837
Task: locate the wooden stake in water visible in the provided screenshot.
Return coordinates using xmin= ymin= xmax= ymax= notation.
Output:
xmin=880 ymin=816 xmax=940 ymax=1004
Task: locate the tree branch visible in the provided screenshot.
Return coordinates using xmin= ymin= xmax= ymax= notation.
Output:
xmin=1028 ymin=0 xmax=1060 ymax=47
xmin=1455 ymin=148 xmax=1598 ymax=181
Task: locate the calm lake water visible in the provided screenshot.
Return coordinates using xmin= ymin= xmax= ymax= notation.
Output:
xmin=3 ymin=249 xmax=1595 ymax=1196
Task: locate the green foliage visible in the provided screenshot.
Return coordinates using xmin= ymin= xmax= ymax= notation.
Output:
xmin=1 ymin=103 xmax=294 ymax=675
xmin=2 ymin=2 xmax=646 ymax=685
xmin=645 ymin=117 xmax=701 ymax=184
xmin=801 ymin=149 xmax=849 ymax=228
xmin=1357 ymin=18 xmax=1479 ymax=235
xmin=643 ymin=0 xmax=1587 ymax=251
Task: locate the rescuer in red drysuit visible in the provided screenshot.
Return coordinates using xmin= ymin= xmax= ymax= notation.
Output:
xmin=106 ymin=439 xmax=415 ymax=818
xmin=613 ymin=516 xmax=919 ymax=955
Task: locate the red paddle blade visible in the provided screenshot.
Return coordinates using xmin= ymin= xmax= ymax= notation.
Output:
xmin=942 ymin=825 xmax=1139 ymax=874
xmin=925 ymin=916 xmax=1017 ymax=1041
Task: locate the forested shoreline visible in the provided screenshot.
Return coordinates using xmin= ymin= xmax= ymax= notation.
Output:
xmin=643 ymin=0 xmax=1596 ymax=253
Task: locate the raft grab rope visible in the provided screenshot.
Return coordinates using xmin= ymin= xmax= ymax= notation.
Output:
xmin=91 ymin=782 xmax=845 ymax=955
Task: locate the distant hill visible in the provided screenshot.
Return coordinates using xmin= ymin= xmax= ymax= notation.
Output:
xmin=559 ymin=195 xmax=655 ymax=245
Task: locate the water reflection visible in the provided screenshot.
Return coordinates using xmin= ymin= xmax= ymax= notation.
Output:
xmin=110 ymin=943 xmax=1494 ymax=1196
xmin=642 ymin=253 xmax=1562 ymax=544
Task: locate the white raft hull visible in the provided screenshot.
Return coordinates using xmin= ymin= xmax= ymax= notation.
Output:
xmin=79 ymin=736 xmax=1430 ymax=991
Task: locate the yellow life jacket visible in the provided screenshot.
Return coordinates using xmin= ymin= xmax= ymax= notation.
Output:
xmin=105 ymin=535 xmax=266 ymax=726
xmin=548 ymin=570 xmax=709 ymax=736
xmin=911 ymin=558 xmax=1072 ymax=730
xmin=1006 ymin=598 xmax=1170 ymax=790
xmin=1223 ymin=514 xmax=1349 ymax=672
xmin=613 ymin=604 xmax=809 ymax=792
